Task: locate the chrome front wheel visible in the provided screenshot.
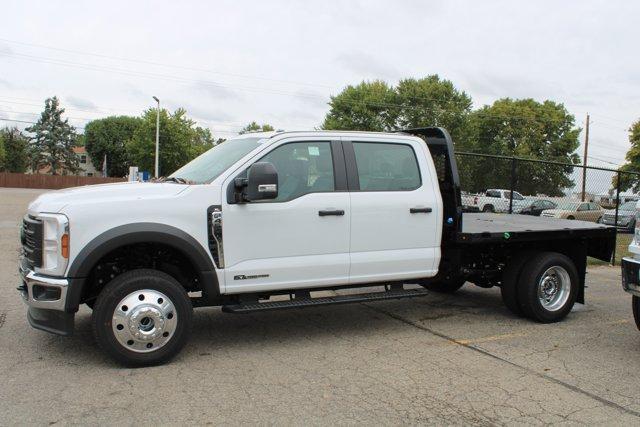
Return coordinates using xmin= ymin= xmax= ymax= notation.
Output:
xmin=92 ymin=269 xmax=193 ymax=367
xmin=112 ymin=289 xmax=178 ymax=353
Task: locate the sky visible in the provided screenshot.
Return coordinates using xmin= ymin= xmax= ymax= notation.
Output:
xmin=1 ymin=0 xmax=638 ymax=168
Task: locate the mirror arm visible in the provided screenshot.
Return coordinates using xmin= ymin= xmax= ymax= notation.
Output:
xmin=234 ymin=177 xmax=249 ymax=203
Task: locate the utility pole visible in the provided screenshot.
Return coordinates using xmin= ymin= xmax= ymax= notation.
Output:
xmin=580 ymin=113 xmax=590 ymax=202
xmin=153 ymin=96 xmax=160 ymax=178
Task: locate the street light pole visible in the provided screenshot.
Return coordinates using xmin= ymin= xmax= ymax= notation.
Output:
xmin=153 ymin=96 xmax=160 ymax=178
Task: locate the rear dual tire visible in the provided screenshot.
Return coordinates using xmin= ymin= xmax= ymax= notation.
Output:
xmin=501 ymin=252 xmax=578 ymax=323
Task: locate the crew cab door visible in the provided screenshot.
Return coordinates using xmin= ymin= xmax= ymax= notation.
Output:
xmin=221 ymin=138 xmax=350 ymax=293
xmin=344 ymin=137 xmax=443 ymax=284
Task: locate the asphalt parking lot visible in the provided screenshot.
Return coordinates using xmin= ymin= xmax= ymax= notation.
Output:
xmin=1 ymin=188 xmax=640 ymax=425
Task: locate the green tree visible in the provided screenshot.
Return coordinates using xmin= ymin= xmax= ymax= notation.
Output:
xmin=321 ymin=76 xmax=472 ymax=140
xmin=0 ymin=133 xmax=5 ymax=171
xmin=0 ymin=127 xmax=29 ymax=172
xmin=322 ymin=80 xmax=398 ymax=131
xmin=84 ymin=116 xmax=142 ymax=177
xmin=239 ymin=121 xmax=275 ymax=134
xmin=462 ymin=98 xmax=581 ymax=196
xmin=396 ymin=76 xmax=472 ymax=143
xmin=126 ymin=108 xmax=214 ymax=176
xmin=25 ymin=97 xmax=80 ymax=175
xmin=617 ymin=119 xmax=640 ymax=192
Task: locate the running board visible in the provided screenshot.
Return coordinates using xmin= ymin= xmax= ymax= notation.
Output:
xmin=221 ymin=287 xmax=430 ymax=314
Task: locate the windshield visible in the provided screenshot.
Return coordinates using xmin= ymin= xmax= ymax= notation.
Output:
xmin=620 ymin=201 xmax=637 ymax=211
xmin=556 ymin=202 xmax=580 ymax=211
xmin=169 ymin=137 xmax=263 ymax=184
xmin=505 ymin=191 xmax=525 ymax=200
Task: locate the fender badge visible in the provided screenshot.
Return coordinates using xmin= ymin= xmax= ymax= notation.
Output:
xmin=234 ymin=274 xmax=270 ymax=280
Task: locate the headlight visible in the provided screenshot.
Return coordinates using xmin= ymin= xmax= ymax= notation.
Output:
xmin=35 ymin=213 xmax=69 ymax=277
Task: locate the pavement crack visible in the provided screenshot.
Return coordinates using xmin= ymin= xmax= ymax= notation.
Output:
xmin=361 ymin=302 xmax=640 ymax=419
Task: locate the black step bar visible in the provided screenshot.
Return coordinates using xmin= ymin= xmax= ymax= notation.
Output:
xmin=222 ymin=287 xmax=431 ymax=314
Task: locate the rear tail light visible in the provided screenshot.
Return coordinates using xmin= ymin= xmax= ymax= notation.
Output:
xmin=473 ymin=196 xmax=478 ymax=204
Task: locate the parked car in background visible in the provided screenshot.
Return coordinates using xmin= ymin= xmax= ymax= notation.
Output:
xmin=541 ymin=201 xmax=604 ymax=223
xmin=461 ymin=189 xmax=529 ymax=213
xmin=603 ymin=200 xmax=638 ymax=232
xmin=520 ymin=199 xmax=557 ymax=216
xmin=621 ymin=200 xmax=640 ymax=330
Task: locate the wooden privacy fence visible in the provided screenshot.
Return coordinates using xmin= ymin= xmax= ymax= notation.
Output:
xmin=0 ymin=172 xmax=126 ymax=190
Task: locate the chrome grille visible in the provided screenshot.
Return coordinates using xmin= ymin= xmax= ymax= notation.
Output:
xmin=21 ymin=215 xmax=43 ymax=269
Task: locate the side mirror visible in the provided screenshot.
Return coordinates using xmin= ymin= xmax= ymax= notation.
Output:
xmin=243 ymin=162 xmax=278 ymax=202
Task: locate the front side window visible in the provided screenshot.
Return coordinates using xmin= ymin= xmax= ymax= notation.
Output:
xmin=258 ymin=141 xmax=335 ymax=202
xmin=352 ymin=142 xmax=421 ymax=191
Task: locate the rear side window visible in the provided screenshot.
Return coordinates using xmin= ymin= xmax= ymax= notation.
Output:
xmin=486 ymin=190 xmax=500 ymax=198
xmin=352 ymin=142 xmax=421 ymax=191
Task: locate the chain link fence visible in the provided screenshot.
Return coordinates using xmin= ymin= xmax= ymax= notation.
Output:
xmin=455 ymin=152 xmax=640 ymax=264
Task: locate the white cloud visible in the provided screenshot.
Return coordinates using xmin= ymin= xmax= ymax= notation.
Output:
xmin=0 ymin=0 xmax=637 ymax=164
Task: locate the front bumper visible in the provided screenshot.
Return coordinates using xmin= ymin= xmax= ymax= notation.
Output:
xmin=18 ymin=267 xmax=74 ymax=335
xmin=621 ymin=257 xmax=640 ymax=297
xmin=603 ymin=215 xmax=634 ymax=227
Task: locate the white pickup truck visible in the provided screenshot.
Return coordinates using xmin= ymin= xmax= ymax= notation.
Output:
xmin=18 ymin=128 xmax=615 ymax=366
xmin=462 ymin=189 xmax=529 ymax=213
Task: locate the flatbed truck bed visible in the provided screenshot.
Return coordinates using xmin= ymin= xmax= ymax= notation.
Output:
xmin=459 ymin=213 xmax=616 ymax=244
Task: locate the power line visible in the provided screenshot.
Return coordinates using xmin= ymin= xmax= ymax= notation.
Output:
xmin=2 ymin=38 xmax=635 ymax=129
xmin=0 ymin=37 xmax=335 ymax=90
xmin=0 ymin=50 xmax=608 ymax=125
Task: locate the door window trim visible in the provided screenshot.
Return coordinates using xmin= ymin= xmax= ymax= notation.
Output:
xmin=226 ymin=139 xmax=347 ymax=204
xmin=342 ymin=140 xmax=423 ymax=192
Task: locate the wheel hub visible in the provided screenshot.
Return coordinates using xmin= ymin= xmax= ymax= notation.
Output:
xmin=128 ymin=306 xmax=165 ymax=341
xmin=537 ymin=266 xmax=571 ymax=311
xmin=112 ymin=289 xmax=177 ymax=353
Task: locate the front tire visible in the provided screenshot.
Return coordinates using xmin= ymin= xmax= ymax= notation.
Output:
xmin=92 ymin=269 xmax=193 ymax=367
xmin=516 ymin=252 xmax=578 ymax=323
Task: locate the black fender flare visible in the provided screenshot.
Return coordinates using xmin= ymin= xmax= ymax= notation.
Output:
xmin=64 ymin=223 xmax=218 ymax=312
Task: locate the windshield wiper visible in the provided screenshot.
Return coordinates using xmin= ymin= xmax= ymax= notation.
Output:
xmin=160 ymin=177 xmax=188 ymax=184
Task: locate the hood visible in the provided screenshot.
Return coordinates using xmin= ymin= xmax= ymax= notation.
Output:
xmin=28 ymin=182 xmax=190 ymax=214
